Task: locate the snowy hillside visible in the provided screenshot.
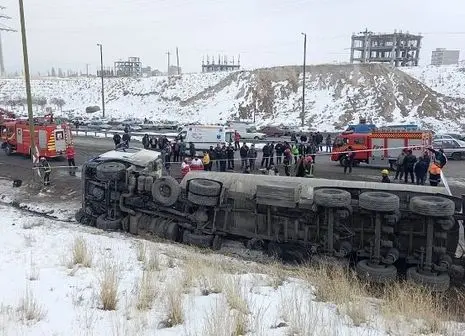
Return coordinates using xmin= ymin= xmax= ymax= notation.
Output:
xmin=1 ymin=64 xmax=465 ymax=132
xmin=402 ymin=64 xmax=465 ymax=99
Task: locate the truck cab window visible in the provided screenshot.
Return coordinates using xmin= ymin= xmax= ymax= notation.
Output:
xmin=333 ymin=137 xmax=346 ymax=147
xmin=354 ymin=138 xmax=365 ymax=145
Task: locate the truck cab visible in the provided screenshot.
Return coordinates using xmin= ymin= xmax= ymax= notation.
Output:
xmin=331 ymin=132 xmax=370 ymax=165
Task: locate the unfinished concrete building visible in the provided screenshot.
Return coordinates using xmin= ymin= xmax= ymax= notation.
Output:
xmin=350 ymin=30 xmax=422 ymax=67
xmin=114 ymin=57 xmax=142 ymax=77
xmin=202 ymin=55 xmax=240 ymax=73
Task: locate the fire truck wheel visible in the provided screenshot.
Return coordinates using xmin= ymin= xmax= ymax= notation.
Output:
xmin=314 ymin=188 xmax=351 ymax=208
xmin=96 ymin=214 xmax=122 ymax=231
xmin=3 ymin=144 xmax=12 ymax=156
xmin=409 ymin=196 xmax=455 ymax=217
xmin=339 ymin=156 xmax=347 ymax=167
xmin=96 ymin=161 xmax=126 ymax=182
xmin=359 ymin=191 xmax=400 ymax=213
xmin=151 ymin=176 xmax=181 ymax=206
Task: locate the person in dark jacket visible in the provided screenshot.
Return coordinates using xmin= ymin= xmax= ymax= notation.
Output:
xmin=113 ymin=133 xmax=121 ymax=148
xmin=219 ymin=144 xmax=227 ymax=172
xmin=394 ymin=151 xmax=406 ymax=180
xmin=315 ymin=132 xmax=323 ymax=152
xmin=325 ymin=134 xmax=332 ymax=152
xmin=269 ymin=142 xmax=275 ymax=166
xmin=239 ymin=142 xmax=249 ymax=169
xmin=226 ymin=143 xmax=235 ymax=170
xmin=122 ymin=131 xmax=131 ymax=147
xmin=39 ymin=157 xmax=52 ymax=186
xmin=344 ymin=146 xmax=355 ymax=174
xmin=142 ymin=134 xmax=150 ymax=149
xmin=403 ymin=150 xmax=417 ymax=184
xmin=213 ymin=144 xmax=222 ymax=171
xmin=172 ymin=141 xmax=181 ymax=162
xmin=414 ymin=157 xmax=429 ymax=185
xmin=248 ymin=144 xmax=257 ymax=171
xmin=283 ymin=148 xmax=292 ymax=176
xmin=427 ymin=147 xmax=447 ymax=168
xmin=275 ymin=142 xmax=284 ymax=165
xmin=189 ymin=142 xmax=196 ymax=158
xmin=261 ymin=143 xmax=270 ymax=168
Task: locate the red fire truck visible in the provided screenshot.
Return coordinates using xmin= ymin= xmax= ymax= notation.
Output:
xmin=0 ymin=113 xmax=74 ymax=159
xmin=330 ymin=129 xmax=433 ymax=169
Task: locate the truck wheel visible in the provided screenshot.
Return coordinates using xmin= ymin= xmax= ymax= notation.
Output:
xmin=452 ymin=152 xmax=462 ymax=160
xmin=356 ymin=259 xmax=397 ymax=284
xmin=164 ymin=222 xmax=180 ymax=242
xmin=409 ymin=196 xmax=455 ymax=217
xmin=406 ymin=267 xmax=450 ymax=292
xmin=359 ymin=191 xmax=400 ymax=212
xmin=189 ymin=179 xmax=222 ymax=196
xmin=267 ymin=241 xmax=283 ymax=258
xmin=151 ymin=176 xmax=181 ymax=206
xmin=339 ymin=156 xmax=347 ymax=166
xmin=75 ymin=209 xmax=86 ymax=223
xmin=96 ymin=161 xmax=126 ymax=181
xmin=314 ymin=188 xmax=351 ymax=208
xmin=254 ymin=136 xmax=259 ymax=140
xmin=187 ymin=192 xmax=218 ymax=206
xmin=4 ymin=144 xmax=12 ymax=156
xmin=96 ymin=214 xmax=122 ymax=231
xmin=212 ymin=235 xmax=223 ymax=250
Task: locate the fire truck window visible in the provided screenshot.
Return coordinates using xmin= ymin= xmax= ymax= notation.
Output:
xmin=6 ymin=127 xmax=14 ymax=137
xmin=333 ymin=137 xmax=346 ymax=147
xmin=354 ymin=138 xmax=365 ymax=145
xmin=56 ymin=131 xmax=63 ymax=140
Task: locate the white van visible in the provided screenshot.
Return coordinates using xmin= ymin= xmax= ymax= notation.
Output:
xmin=177 ymin=125 xmax=234 ymax=150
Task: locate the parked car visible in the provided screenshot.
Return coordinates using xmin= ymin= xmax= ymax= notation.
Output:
xmin=432 ymin=138 xmax=465 ymax=160
xmin=116 ymin=123 xmax=142 ymax=132
xmin=87 ymin=121 xmax=112 ymax=130
xmin=236 ymin=127 xmax=266 ymax=140
xmin=259 ymin=126 xmax=287 ymax=137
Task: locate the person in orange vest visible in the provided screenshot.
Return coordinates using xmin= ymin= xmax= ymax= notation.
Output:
xmin=428 ymin=162 xmax=441 ymax=186
xmin=66 ymin=145 xmax=76 ymax=176
xmin=181 ymin=158 xmax=191 ymax=178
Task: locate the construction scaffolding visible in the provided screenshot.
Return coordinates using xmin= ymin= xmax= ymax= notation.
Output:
xmin=350 ymin=29 xmax=422 ymax=67
xmin=202 ymin=54 xmax=240 ymax=73
xmin=114 ymin=57 xmax=142 ymax=77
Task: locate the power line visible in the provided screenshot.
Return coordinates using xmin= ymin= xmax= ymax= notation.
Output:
xmin=0 ymin=6 xmax=16 ymax=77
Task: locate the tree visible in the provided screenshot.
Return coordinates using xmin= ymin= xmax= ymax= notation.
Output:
xmin=37 ymin=97 xmax=47 ymax=110
xmin=50 ymin=97 xmax=66 ymax=111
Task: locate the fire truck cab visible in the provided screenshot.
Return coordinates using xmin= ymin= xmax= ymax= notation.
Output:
xmin=0 ymin=114 xmax=74 ymax=159
xmin=331 ymin=129 xmax=433 ymax=169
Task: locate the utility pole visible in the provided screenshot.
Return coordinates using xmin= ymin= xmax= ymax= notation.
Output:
xmin=0 ymin=6 xmax=17 ymax=77
xmin=301 ymin=32 xmax=307 ymax=128
xmin=86 ymin=63 xmax=90 ymax=77
xmin=97 ymin=43 xmax=105 ymax=118
xmin=18 ymin=0 xmax=36 ymax=164
xmin=176 ymin=47 xmax=180 ymax=75
xmin=166 ymin=51 xmax=171 ymax=76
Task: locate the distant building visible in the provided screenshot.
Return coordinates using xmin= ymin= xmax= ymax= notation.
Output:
xmin=431 ymin=48 xmax=460 ymax=66
xmin=350 ymin=29 xmax=422 ymax=67
xmin=114 ymin=57 xmax=142 ymax=77
xmin=168 ymin=65 xmax=182 ymax=75
xmin=202 ymin=55 xmax=240 ymax=73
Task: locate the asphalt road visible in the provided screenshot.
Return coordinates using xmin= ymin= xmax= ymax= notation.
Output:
xmin=0 ymin=135 xmax=464 ymax=201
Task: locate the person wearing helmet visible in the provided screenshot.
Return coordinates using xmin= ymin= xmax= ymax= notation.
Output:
xmin=381 ymin=169 xmax=390 ymax=183
xmin=39 ymin=157 xmax=52 ymax=186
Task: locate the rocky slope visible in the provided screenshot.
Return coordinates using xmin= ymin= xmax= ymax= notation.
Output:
xmin=0 ymin=64 xmax=464 ymax=132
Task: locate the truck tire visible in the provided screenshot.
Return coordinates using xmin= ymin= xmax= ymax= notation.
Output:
xmin=359 ymin=191 xmax=400 ymax=212
xmin=164 ymin=222 xmax=180 ymax=242
xmin=96 ymin=214 xmax=122 ymax=231
xmin=182 ymin=231 xmax=212 ymax=248
xmin=187 ymin=192 xmax=218 ymax=206
xmin=314 ymin=188 xmax=351 ymax=208
xmin=151 ymin=176 xmax=181 ymax=206
xmin=339 ymin=156 xmax=347 ymax=167
xmin=406 ymin=267 xmax=450 ymax=292
xmin=212 ymin=235 xmax=223 ymax=250
xmin=189 ymin=179 xmax=222 ymax=196
xmin=356 ymin=259 xmax=397 ymax=284
xmin=436 ymin=218 xmax=456 ymax=231
xmin=75 ymin=208 xmax=85 ymax=223
xmin=96 ymin=161 xmax=126 ymax=181
xmin=409 ymin=196 xmax=455 ymax=217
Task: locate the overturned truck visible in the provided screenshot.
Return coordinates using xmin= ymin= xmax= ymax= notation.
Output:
xmin=76 ymin=148 xmax=465 ymax=291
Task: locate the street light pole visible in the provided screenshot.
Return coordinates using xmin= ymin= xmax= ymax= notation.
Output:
xmin=301 ymin=32 xmax=307 ymax=128
xmin=97 ymin=43 xmax=105 ymax=118
xmin=18 ymin=0 xmax=36 ymax=164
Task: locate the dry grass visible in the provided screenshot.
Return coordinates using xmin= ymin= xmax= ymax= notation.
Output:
xmin=26 ymin=255 xmax=39 ymax=281
xmin=135 ymin=270 xmax=157 ymax=311
xmin=381 ymin=282 xmax=449 ymax=334
xmin=70 ymin=236 xmax=93 ymax=268
xmin=181 ymin=257 xmax=223 ymax=295
xmin=16 ymin=287 xmax=46 ymax=323
xmin=223 ymin=277 xmax=249 ymax=315
xmin=99 ymin=263 xmax=120 ymax=311
xmin=136 ymin=241 xmax=146 ymax=263
xmin=279 ymin=288 xmax=320 ymax=336
xmin=202 ymin=299 xmax=233 ymax=336
xmin=265 ymin=261 xmax=288 ymax=289
xmin=159 ymin=283 xmax=184 ymax=328
xmin=146 ymin=248 xmax=160 ymax=272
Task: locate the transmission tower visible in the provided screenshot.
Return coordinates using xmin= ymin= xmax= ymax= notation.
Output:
xmin=0 ymin=6 xmax=17 ymax=77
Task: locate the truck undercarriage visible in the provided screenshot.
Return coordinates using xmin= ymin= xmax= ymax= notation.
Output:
xmin=76 ymin=157 xmax=465 ymax=292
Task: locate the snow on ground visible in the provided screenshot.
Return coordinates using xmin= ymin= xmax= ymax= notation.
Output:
xmin=0 ymin=204 xmax=385 ymax=336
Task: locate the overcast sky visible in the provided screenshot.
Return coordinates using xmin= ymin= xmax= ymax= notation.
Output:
xmin=1 ymin=0 xmax=465 ymax=75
